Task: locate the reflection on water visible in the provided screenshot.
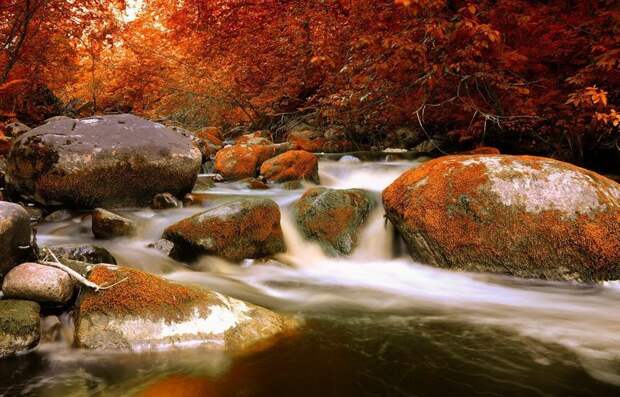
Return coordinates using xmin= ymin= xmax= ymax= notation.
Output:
xmin=4 ymin=158 xmax=620 ymax=396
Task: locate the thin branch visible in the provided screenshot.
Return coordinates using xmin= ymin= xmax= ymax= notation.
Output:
xmin=39 ymin=248 xmax=127 ymax=291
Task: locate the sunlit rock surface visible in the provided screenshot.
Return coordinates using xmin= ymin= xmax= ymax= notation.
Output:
xmin=383 ymin=155 xmax=620 ymax=282
xmin=7 ymin=114 xmax=202 ymax=208
xmin=74 ymin=266 xmax=296 ymax=352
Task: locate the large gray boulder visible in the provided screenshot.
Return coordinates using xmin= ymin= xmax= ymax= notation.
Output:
xmin=0 ymin=300 xmax=40 ymax=358
xmin=0 ymin=202 xmax=35 ymax=276
xmin=162 ymin=198 xmax=286 ymax=262
xmin=383 ymin=155 xmax=620 ymax=282
xmin=74 ymin=266 xmax=296 ymax=352
xmin=7 ymin=114 xmax=202 ymax=208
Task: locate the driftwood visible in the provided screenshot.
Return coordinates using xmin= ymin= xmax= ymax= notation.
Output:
xmin=39 ymin=248 xmax=127 ymax=292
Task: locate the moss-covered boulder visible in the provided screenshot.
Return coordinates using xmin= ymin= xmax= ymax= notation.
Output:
xmin=163 ymin=198 xmax=286 ymax=262
xmin=0 ymin=300 xmax=40 ymax=358
xmin=74 ymin=266 xmax=296 ymax=352
xmin=0 ymin=201 xmax=35 ymax=276
xmin=383 ymin=155 xmax=620 ymax=282
xmin=213 ymin=143 xmax=292 ymax=180
xmin=260 ymin=150 xmax=320 ymax=184
xmin=294 ymin=188 xmax=375 ymax=256
xmin=6 ymin=114 xmax=202 ymax=208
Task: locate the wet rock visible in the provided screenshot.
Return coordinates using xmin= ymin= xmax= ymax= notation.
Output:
xmin=193 ymin=127 xmax=224 ymax=161
xmin=294 ymin=188 xmax=375 ymax=256
xmin=44 ymin=209 xmax=73 ymax=222
xmin=147 ymin=239 xmax=175 ymax=256
xmin=193 ymin=175 xmax=215 ymax=191
xmin=2 ymin=121 xmax=31 ymax=139
xmin=41 ymin=315 xmax=62 ymax=342
xmin=48 ymin=243 xmax=117 ymax=264
xmin=243 ymin=178 xmax=269 ymax=190
xmin=74 ymin=266 xmax=296 ymax=352
xmin=339 ymin=155 xmax=361 ymax=163
xmin=151 ymin=193 xmax=182 ymax=210
xmin=0 ymin=300 xmax=40 ymax=358
xmin=213 ymin=143 xmax=292 ymax=180
xmin=0 ymin=201 xmax=35 ymax=276
xmin=287 ymin=125 xmax=352 ymax=153
xmin=260 ymin=150 xmax=320 ymax=184
xmin=0 ymin=131 xmax=11 ymax=155
xmin=461 ymin=146 xmax=501 ymax=155
xmin=2 ymin=263 xmax=75 ymax=304
xmin=383 ymin=155 xmax=620 ymax=282
xmin=163 ymin=198 xmax=286 ymax=262
xmin=386 ymin=127 xmax=424 ymax=149
xmin=24 ymin=206 xmax=43 ymax=223
xmin=235 ymin=131 xmax=272 ymax=145
xmin=7 ymin=114 xmax=202 ymax=208
xmin=92 ymin=208 xmax=136 ymax=239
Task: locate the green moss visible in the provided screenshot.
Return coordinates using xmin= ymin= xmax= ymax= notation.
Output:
xmin=0 ymin=300 xmax=40 ymax=336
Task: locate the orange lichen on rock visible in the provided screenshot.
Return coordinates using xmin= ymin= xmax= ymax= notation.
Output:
xmin=213 ymin=144 xmax=283 ymax=180
xmin=461 ymin=146 xmax=501 ymax=155
xmin=382 ymin=155 xmax=620 ymax=281
xmin=260 ymin=150 xmax=319 ymax=184
xmin=294 ymin=188 xmax=375 ymax=256
xmin=79 ymin=266 xmax=211 ymax=320
xmin=196 ymin=127 xmax=224 ymax=146
xmin=163 ymin=198 xmax=286 ymax=261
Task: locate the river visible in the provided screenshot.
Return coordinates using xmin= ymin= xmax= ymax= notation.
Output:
xmin=2 ymin=158 xmax=619 ymax=396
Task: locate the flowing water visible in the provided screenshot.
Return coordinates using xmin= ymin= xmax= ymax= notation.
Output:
xmin=2 ymin=158 xmax=620 ymax=397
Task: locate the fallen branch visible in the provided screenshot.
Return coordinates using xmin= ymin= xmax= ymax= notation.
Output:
xmin=39 ymin=248 xmax=127 ymax=292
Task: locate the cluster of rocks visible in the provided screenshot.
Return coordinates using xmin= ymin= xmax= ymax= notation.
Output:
xmin=2 ymin=112 xmax=620 ymax=361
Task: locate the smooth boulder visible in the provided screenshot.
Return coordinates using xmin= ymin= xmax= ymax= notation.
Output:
xmin=2 ymin=263 xmax=75 ymax=304
xmin=0 ymin=300 xmax=40 ymax=358
xmin=7 ymin=114 xmax=202 ymax=208
xmin=213 ymin=143 xmax=292 ymax=180
xmin=0 ymin=201 xmax=35 ymax=276
xmin=260 ymin=150 xmax=320 ymax=184
xmin=163 ymin=198 xmax=286 ymax=262
xmin=74 ymin=266 xmax=296 ymax=352
xmin=383 ymin=155 xmax=620 ymax=282
xmin=92 ymin=208 xmax=136 ymax=239
xmin=294 ymin=188 xmax=375 ymax=256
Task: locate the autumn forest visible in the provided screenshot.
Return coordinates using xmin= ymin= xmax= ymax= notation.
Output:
xmin=1 ymin=0 xmax=620 ymax=169
xmin=2 ymin=2 xmax=620 ymax=396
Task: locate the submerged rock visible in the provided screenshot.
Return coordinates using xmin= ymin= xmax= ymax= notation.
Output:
xmin=7 ymin=114 xmax=202 ymax=208
xmin=294 ymin=188 xmax=375 ymax=256
xmin=48 ymin=243 xmax=117 ymax=265
xmin=0 ymin=300 xmax=40 ymax=358
xmin=74 ymin=266 xmax=296 ymax=352
xmin=2 ymin=263 xmax=75 ymax=304
xmin=92 ymin=208 xmax=136 ymax=239
xmin=151 ymin=192 xmax=182 ymax=210
xmin=0 ymin=201 xmax=35 ymax=276
xmin=163 ymin=198 xmax=286 ymax=262
xmin=260 ymin=150 xmax=320 ymax=184
xmin=213 ymin=143 xmax=292 ymax=180
xmin=383 ymin=155 xmax=620 ymax=282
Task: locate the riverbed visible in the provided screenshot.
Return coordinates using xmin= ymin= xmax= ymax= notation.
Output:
xmin=2 ymin=158 xmax=619 ymax=396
